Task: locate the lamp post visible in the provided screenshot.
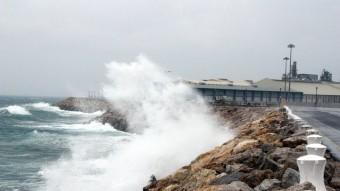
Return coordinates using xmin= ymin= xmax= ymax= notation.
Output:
xmin=315 ymin=87 xmax=318 ymax=106
xmin=287 ymin=44 xmax=295 ymax=102
xmin=283 ymin=57 xmax=289 ymax=100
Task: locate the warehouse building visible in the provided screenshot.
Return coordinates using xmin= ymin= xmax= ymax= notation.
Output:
xmin=255 ymin=78 xmax=340 ymax=106
xmin=186 ymin=79 xmax=303 ymax=105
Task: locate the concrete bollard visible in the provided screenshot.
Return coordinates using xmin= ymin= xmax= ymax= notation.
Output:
xmin=300 ymin=124 xmax=312 ymax=131
xmin=297 ymin=155 xmax=327 ymax=191
xmin=307 ymin=135 xmax=322 ymax=144
xmin=306 ymin=144 xmax=327 ymax=157
xmin=306 ymin=129 xmax=319 ymax=136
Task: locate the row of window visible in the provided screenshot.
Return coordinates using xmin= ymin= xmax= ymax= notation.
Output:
xmin=197 ymin=89 xmax=303 ymax=103
xmin=304 ymin=95 xmax=340 ymax=104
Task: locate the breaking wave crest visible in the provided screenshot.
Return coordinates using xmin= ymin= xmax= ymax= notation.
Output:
xmin=27 ymin=102 xmax=104 ymax=117
xmin=0 ymin=105 xmax=31 ymax=115
xmin=40 ymin=55 xmax=233 ymax=191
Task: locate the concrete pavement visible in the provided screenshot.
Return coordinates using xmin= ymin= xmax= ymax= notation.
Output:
xmin=290 ymin=106 xmax=340 ymax=160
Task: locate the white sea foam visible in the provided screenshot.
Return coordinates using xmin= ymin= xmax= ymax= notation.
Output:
xmin=0 ymin=105 xmax=31 ymax=115
xmin=27 ymin=102 xmax=104 ymax=117
xmin=284 ymin=106 xmax=302 ymax=120
xmin=40 ymin=55 xmax=233 ymax=191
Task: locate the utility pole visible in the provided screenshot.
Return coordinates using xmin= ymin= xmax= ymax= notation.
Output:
xmin=287 ymin=43 xmax=295 ymax=101
xmin=283 ymin=57 xmax=289 ymax=100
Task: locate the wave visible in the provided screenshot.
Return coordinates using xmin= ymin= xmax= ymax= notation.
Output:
xmin=0 ymin=105 xmax=32 ymax=115
xmin=26 ymin=102 xmax=104 ymax=117
xmin=17 ymin=121 xmax=123 ymax=133
xmin=40 ymin=55 xmax=233 ymax=191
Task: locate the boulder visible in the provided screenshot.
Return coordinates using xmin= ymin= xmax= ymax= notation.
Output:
xmin=210 ymin=172 xmax=245 ymax=185
xmin=226 ymin=149 xmax=264 ymax=168
xmin=282 ymin=136 xmax=307 ymax=148
xmin=210 ymin=181 xmax=254 ymax=191
xmin=330 ymin=177 xmax=340 ymax=188
xmin=281 ymin=168 xmax=300 ymax=188
xmin=240 ymin=169 xmax=273 ymax=188
xmin=281 ymin=182 xmax=315 ymax=191
xmin=232 ymin=139 xmax=259 ymax=154
xmin=94 ymin=110 xmax=128 ymax=131
xmin=254 ymin=179 xmax=281 ymax=191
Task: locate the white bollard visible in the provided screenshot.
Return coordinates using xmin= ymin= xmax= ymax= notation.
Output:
xmin=307 ymin=135 xmax=322 ymax=144
xmin=300 ymin=124 xmax=312 ymax=131
xmin=306 ymin=129 xmax=319 ymax=136
xmin=306 ymin=144 xmax=327 ymax=157
xmin=297 ymin=155 xmax=326 ymax=191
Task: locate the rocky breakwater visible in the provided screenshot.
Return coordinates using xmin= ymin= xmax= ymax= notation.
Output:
xmin=144 ymin=107 xmax=340 ymax=191
xmin=55 ymin=97 xmax=128 ymax=131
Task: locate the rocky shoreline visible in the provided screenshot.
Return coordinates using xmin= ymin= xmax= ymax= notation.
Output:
xmin=54 ymin=97 xmax=128 ymax=131
xmin=54 ymin=98 xmax=340 ymax=190
xmin=143 ymin=107 xmax=340 ymax=191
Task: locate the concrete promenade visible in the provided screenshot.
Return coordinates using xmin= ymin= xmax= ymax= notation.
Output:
xmin=290 ymin=106 xmax=340 ymax=160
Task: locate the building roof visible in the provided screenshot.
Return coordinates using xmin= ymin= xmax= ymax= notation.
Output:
xmin=185 ymin=79 xmax=255 ymax=87
xmin=255 ymin=78 xmax=340 ymax=96
xmin=185 ymin=79 xmax=301 ymax=93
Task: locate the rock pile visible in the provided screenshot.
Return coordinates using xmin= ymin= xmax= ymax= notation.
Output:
xmin=55 ymin=97 xmax=128 ymax=131
xmin=54 ymin=97 xmax=111 ymax=113
xmin=144 ymin=108 xmax=340 ymax=191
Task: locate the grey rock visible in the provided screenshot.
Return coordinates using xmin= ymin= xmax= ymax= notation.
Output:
xmin=55 ymin=97 xmax=111 ymax=113
xmin=281 ymin=168 xmax=300 ymax=188
xmin=210 ymin=172 xmax=245 ymax=185
xmin=282 ymin=182 xmax=315 ymax=191
xmin=94 ymin=110 xmax=128 ymax=131
xmin=215 ymin=181 xmax=254 ymax=191
xmin=254 ymin=179 xmax=281 ymax=191
xmin=282 ymin=136 xmax=307 ymax=148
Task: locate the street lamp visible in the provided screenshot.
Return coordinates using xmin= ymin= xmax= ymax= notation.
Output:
xmin=283 ymin=57 xmax=290 ymax=99
xmin=288 ymin=43 xmax=295 ymax=101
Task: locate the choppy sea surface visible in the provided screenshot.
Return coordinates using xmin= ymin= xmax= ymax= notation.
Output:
xmin=0 ymin=96 xmax=123 ymax=191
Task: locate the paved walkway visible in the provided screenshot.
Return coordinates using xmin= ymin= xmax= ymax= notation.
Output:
xmin=290 ymin=106 xmax=340 ymax=160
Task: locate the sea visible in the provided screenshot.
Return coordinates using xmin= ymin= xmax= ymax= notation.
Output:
xmin=0 ymin=96 xmax=122 ymax=191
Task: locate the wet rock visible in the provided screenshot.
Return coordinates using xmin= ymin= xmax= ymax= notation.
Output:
xmin=281 ymin=168 xmax=300 ymax=188
xmin=324 ymin=162 xmax=336 ymax=184
xmin=225 ymin=164 xmax=253 ymax=174
xmin=254 ymin=179 xmax=281 ymax=191
xmin=55 ymin=97 xmax=111 ymax=112
xmin=282 ymin=136 xmax=307 ymax=148
xmin=259 ymin=157 xmax=283 ymax=172
xmin=330 ymin=177 xmax=340 ymax=188
xmin=240 ymin=169 xmax=273 ymax=188
xmin=208 ymin=181 xmax=254 ymax=191
xmin=281 ymin=182 xmax=316 ymax=191
xmin=226 ymin=148 xmax=264 ymax=168
xmin=210 ymin=172 xmax=245 ymax=185
xmin=261 ymin=143 xmax=275 ymax=153
xmin=94 ymin=110 xmax=128 ymax=131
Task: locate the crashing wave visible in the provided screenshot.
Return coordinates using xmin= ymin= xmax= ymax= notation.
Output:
xmin=0 ymin=105 xmax=32 ymax=115
xmin=27 ymin=102 xmax=104 ymax=117
xmin=40 ymin=55 xmax=233 ymax=191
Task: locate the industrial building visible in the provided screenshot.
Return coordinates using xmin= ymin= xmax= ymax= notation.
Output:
xmin=255 ymin=78 xmax=340 ymax=106
xmin=186 ymin=79 xmax=303 ymax=105
xmin=187 ymin=62 xmax=339 ymax=106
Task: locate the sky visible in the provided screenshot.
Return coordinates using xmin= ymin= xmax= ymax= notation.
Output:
xmin=1 ymin=0 xmax=340 ymax=97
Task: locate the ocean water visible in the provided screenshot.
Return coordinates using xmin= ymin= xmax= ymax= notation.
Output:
xmin=0 ymin=56 xmax=232 ymax=191
xmin=0 ymin=96 xmax=119 ymax=191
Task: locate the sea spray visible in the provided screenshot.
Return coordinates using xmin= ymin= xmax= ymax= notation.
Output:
xmin=40 ymin=55 xmax=233 ymax=191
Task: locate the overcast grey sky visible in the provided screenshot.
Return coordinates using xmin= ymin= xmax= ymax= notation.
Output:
xmin=1 ymin=0 xmax=340 ymax=97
